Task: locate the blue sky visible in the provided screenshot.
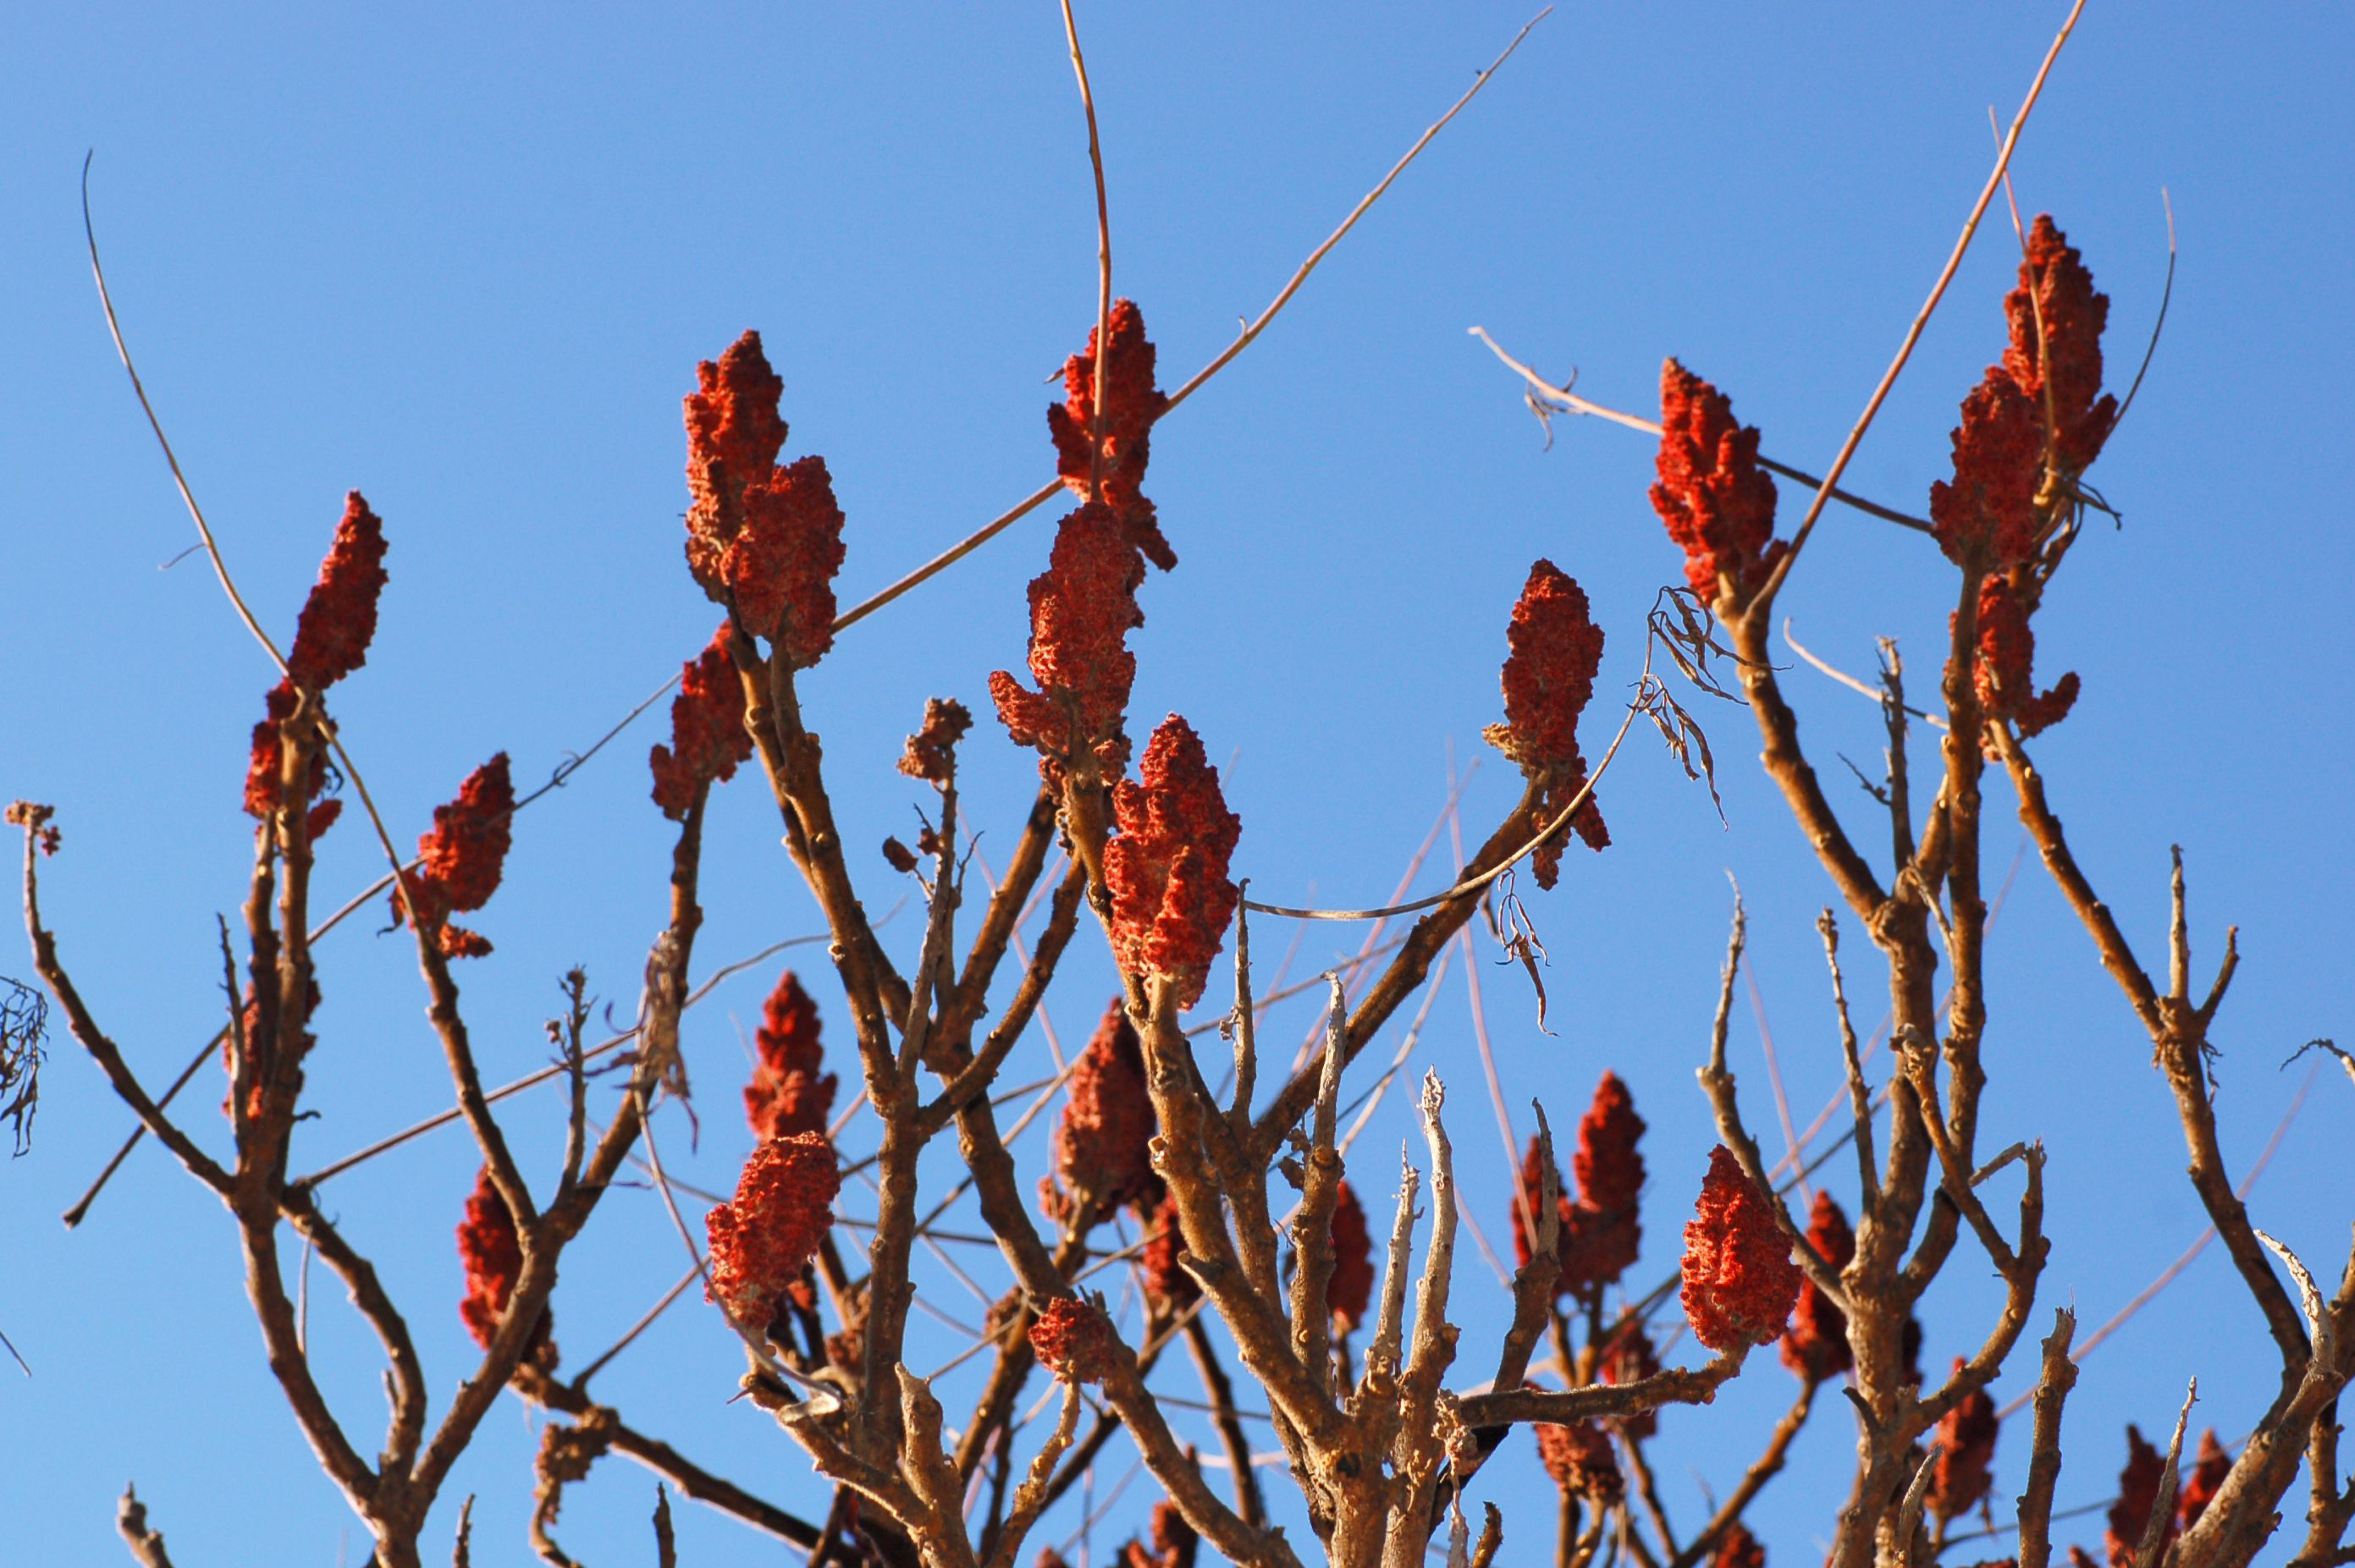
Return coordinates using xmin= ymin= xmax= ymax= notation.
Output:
xmin=3 ymin=4 xmax=2350 ymax=1564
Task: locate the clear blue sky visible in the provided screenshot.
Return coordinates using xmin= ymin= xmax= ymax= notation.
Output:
xmin=4 ymin=4 xmax=2349 ymax=1564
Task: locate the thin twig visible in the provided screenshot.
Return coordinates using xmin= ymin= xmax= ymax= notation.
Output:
xmin=1468 ymin=328 xmax=1933 ymax=535
xmin=1753 ymin=0 xmax=2089 ymax=606
xmin=833 ymin=7 xmax=1550 ymax=638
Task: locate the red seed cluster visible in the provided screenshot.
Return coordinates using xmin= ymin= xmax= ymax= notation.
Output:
xmin=391 ymin=754 xmax=514 ymax=959
xmin=1928 ymin=1360 xmax=1999 ymax=1525
xmin=2105 ymin=1425 xmax=2175 ymax=1568
xmin=1030 ymin=1296 xmax=1116 ymax=1384
xmin=1680 ymin=1146 xmax=1803 ymax=1353
xmin=1488 ymin=560 xmax=1609 ymax=886
xmin=744 ymin=971 xmax=838 ymax=1143
xmin=1326 ymin=1180 xmax=1373 ymax=1333
xmin=1780 ymin=1190 xmax=1855 ymax=1383
xmin=1650 ymin=361 xmax=1784 ymax=609
xmin=2177 ymin=1429 xmax=2231 ymax=1531
xmin=1930 ymin=370 xmax=2044 ymax=571
xmin=1120 ymin=1500 xmax=1197 ymax=1568
xmin=682 ymin=331 xmax=846 ymax=666
xmin=1967 ymin=577 xmax=2079 ymax=739
xmin=1598 ymin=1319 xmax=1662 ymax=1439
xmin=1713 ymin=1522 xmax=1765 ymax=1568
xmin=287 ymin=493 xmax=390 ymax=693
xmin=897 ymin=697 xmax=974 ymax=786
xmin=705 ymin=1133 xmax=841 ymax=1326
xmin=243 ymin=493 xmax=391 ymax=836
xmin=1048 ymin=299 xmax=1176 ymax=573
xmin=420 ymin=755 xmax=514 ymax=911
xmin=1138 ymin=1194 xmax=1198 ymax=1310
xmin=991 ymin=502 xmax=1147 ymax=780
xmin=1104 ymin=717 xmax=1242 ymax=1010
xmin=729 ymin=456 xmax=847 ymax=664
xmin=1568 ymin=1073 xmax=1645 ymax=1263
xmin=456 ymin=1166 xmax=538 ymax=1352
xmin=1514 ymin=1075 xmax=1647 ymax=1300
xmin=2004 ymin=216 xmax=2118 ymax=478
xmin=5 ymin=800 xmax=60 ymax=857
xmin=684 ymin=331 xmax=788 ymax=564
xmin=1045 ymin=1002 xmax=1161 ymax=1222
xmin=1535 ymin=1420 xmax=1624 ymax=1503
xmin=650 ymin=625 xmax=754 ymax=821
xmin=1932 ymin=218 xmax=2116 ymax=585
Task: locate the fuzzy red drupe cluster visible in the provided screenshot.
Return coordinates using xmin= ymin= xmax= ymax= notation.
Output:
xmin=991 ymin=501 xmax=1147 ymax=780
xmin=2179 ymin=1430 xmax=2233 ymax=1531
xmin=994 ymin=305 xmax=1181 ymax=782
xmin=1117 ymin=1501 xmax=1198 ymax=1568
xmin=1931 ymin=372 xmax=2045 ymax=571
xmin=1048 ymin=299 xmax=1176 ymax=572
xmin=1679 ymin=1147 xmax=1803 ymax=1354
xmin=1713 ymin=1522 xmax=1765 ymax=1568
xmin=1139 ymin=1194 xmax=1196 ymax=1310
xmin=1488 ymin=559 xmax=1609 ymax=886
xmin=1650 ymin=362 xmax=1784 ymax=608
xmin=455 ymin=1166 xmax=547 ymax=1357
xmin=286 ymin=492 xmax=391 ymax=693
xmin=1030 ymin=1296 xmax=1117 ymax=1385
xmin=1514 ymin=1072 xmax=1647 ymax=1300
xmin=243 ymin=492 xmax=391 ymax=840
xmin=390 ymin=753 xmax=515 ymax=959
xmin=1780 ymin=1189 xmax=1855 ymax=1384
xmin=1970 ymin=574 xmax=2080 ymax=738
xmin=1326 ymin=1180 xmax=1373 ymax=1333
xmin=705 ymin=1132 xmax=842 ymax=1327
xmin=1927 ymin=1357 xmax=1999 ymax=1526
xmin=1535 ymin=1419 xmax=1623 ymax=1503
xmin=2004 ymin=215 xmax=2119 ymax=479
xmin=744 ymin=970 xmax=838 ymax=1144
xmin=2107 ymin=1424 xmax=2175 ymax=1568
xmin=649 ymin=624 xmax=755 ymax=820
xmin=1598 ymin=1320 xmax=1662 ymax=1440
xmin=1044 ymin=1002 xmax=1161 ymax=1222
xmin=897 ymin=696 xmax=974 ymax=786
xmin=1104 ymin=716 xmax=1242 ymax=1010
xmin=682 ymin=331 xmax=847 ymax=666
xmin=1927 ymin=214 xmax=2122 ymax=747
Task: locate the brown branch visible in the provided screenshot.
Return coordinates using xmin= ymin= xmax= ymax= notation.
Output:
xmin=1749 ymin=0 xmax=2088 ymax=609
xmin=1186 ymin=1316 xmax=1269 ymax=1529
xmin=2014 ymin=1308 xmax=2079 ymax=1568
xmin=1671 ymin=1381 xmax=1818 ymax=1568
xmin=1695 ymin=893 xmax=1850 ymax=1311
xmin=116 ymin=1486 xmax=179 ymax=1568
xmin=510 ymin=1367 xmax=823 ymax=1548
xmin=276 ymin=1182 xmax=429 ymax=1481
xmin=19 ymin=827 xmax=230 ymax=1198
xmin=1253 ymin=782 xmax=1544 ymax=1154
xmin=1455 ymin=1351 xmax=1746 ymax=1428
xmin=2172 ymin=1232 xmax=2355 ymax=1568
xmin=1467 ymin=328 xmax=1934 ymax=534
xmin=1818 ymin=912 xmax=1881 ymax=1224
xmin=828 ymin=8 xmax=1547 ymax=641
xmin=1994 ymin=727 xmax=2309 ymax=1368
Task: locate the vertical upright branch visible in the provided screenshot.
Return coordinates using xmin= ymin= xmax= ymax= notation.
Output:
xmin=1819 ymin=912 xmax=1881 ymax=1224
xmin=2016 ymin=1309 xmax=2079 ymax=1568
xmin=1381 ymin=1072 xmax=1462 ymax=1568
xmin=859 ymin=784 xmax=966 ymax=1462
xmin=1290 ymin=978 xmax=1350 ymax=1400
xmin=1058 ymin=0 xmax=1114 ymax=503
